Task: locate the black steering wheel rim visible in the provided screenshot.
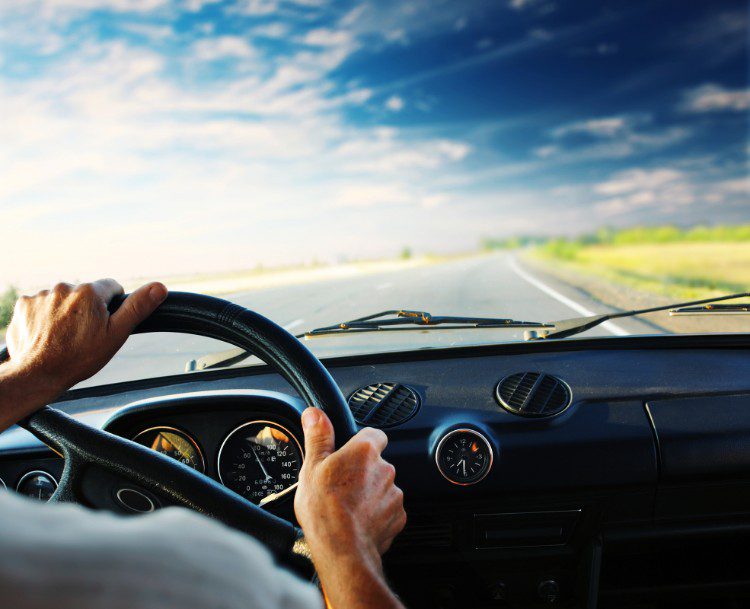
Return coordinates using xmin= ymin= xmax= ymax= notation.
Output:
xmin=0 ymin=292 xmax=358 ymax=561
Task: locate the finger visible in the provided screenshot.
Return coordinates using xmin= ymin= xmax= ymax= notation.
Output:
xmin=51 ymin=282 xmax=74 ymax=296
xmin=90 ymin=278 xmax=124 ymax=304
xmin=301 ymin=407 xmax=335 ymax=466
xmin=109 ymin=282 xmax=168 ymax=339
xmin=350 ymin=427 xmax=388 ymax=455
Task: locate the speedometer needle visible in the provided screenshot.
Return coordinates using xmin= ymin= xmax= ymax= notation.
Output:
xmin=250 ymin=444 xmax=273 ymax=482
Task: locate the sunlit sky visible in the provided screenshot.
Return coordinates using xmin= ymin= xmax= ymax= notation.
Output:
xmin=1 ymin=0 xmax=748 ymax=289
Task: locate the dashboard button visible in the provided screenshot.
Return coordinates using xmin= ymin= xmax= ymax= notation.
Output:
xmin=16 ymin=470 xmax=57 ymax=502
xmin=115 ymin=488 xmax=157 ymax=513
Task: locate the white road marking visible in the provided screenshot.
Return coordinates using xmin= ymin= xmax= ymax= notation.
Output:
xmin=376 ymin=282 xmax=393 ymax=290
xmin=506 ymin=256 xmax=629 ymax=336
xmin=283 ymin=318 xmax=304 ymax=331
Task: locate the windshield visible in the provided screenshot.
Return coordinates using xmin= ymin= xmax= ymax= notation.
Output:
xmin=1 ymin=1 xmax=748 ymax=388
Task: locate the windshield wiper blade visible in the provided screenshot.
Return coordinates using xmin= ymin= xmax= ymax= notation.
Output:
xmin=305 ymin=309 xmax=551 ymax=336
xmin=536 ymin=291 xmax=750 ymax=340
xmin=185 ymin=309 xmax=550 ymax=371
xmin=669 ymin=303 xmax=750 ymax=315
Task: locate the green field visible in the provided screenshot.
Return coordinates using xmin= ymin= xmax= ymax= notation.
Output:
xmin=534 ymin=225 xmax=750 ymax=300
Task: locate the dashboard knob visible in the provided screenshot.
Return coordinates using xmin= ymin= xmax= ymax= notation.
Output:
xmin=537 ymin=579 xmax=560 ymax=604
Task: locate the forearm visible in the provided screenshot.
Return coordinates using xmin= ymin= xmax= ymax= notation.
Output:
xmin=315 ymin=550 xmax=405 ymax=609
xmin=0 ymin=364 xmax=60 ymax=432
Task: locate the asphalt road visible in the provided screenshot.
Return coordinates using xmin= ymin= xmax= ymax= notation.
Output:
xmin=80 ymin=254 xmax=655 ymax=388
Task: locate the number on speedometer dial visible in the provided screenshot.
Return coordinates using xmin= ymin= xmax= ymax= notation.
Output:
xmin=218 ymin=421 xmax=303 ymax=506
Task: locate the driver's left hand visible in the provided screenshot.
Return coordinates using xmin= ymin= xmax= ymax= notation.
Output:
xmin=0 ymin=279 xmax=167 ymax=427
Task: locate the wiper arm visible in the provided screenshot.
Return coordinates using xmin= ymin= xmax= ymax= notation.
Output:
xmin=537 ymin=291 xmax=750 ymax=340
xmin=185 ymin=292 xmax=750 ymax=372
xmin=305 ymin=309 xmax=551 ymax=336
xmin=185 ymin=309 xmax=550 ymax=371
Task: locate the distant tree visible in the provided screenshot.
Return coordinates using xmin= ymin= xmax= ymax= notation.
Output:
xmin=400 ymin=246 xmax=413 ymax=260
xmin=0 ymin=286 xmax=18 ymax=329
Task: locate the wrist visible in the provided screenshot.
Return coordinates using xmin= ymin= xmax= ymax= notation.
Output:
xmin=312 ymin=545 xmax=391 ymax=609
xmin=303 ymin=519 xmax=383 ymax=575
xmin=0 ymin=363 xmax=61 ymax=430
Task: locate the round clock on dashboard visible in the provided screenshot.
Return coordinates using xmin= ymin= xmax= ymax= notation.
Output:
xmin=435 ymin=428 xmax=493 ymax=485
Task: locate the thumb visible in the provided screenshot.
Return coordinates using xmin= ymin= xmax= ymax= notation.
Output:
xmin=301 ymin=407 xmax=335 ymax=466
xmin=109 ymin=282 xmax=168 ymax=340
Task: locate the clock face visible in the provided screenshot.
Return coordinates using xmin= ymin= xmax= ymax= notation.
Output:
xmin=436 ymin=429 xmax=493 ymax=485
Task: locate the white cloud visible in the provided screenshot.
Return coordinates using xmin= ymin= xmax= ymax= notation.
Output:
xmin=0 ymin=16 xmax=472 ymax=288
xmin=302 ymin=28 xmax=353 ymax=47
xmin=192 ymin=36 xmax=255 ymax=61
xmin=420 ymin=193 xmax=450 ymax=208
xmin=119 ymin=22 xmax=173 ymax=41
xmin=542 ymin=114 xmax=688 ymax=160
xmin=534 ymin=145 xmax=558 ymax=158
xmin=252 ymin=22 xmax=289 ymax=38
xmin=588 ymin=167 xmax=749 ymax=220
xmin=594 ymin=168 xmax=683 ymax=196
xmin=385 ymin=95 xmax=405 ymax=112
xmin=4 ymin=0 xmax=169 ymax=21
xmin=333 ymin=184 xmax=414 ymax=208
xmin=681 ymin=83 xmax=750 ymax=113
xmin=552 ymin=116 xmax=630 ymax=138
xmin=183 ymin=0 xmax=221 ymax=11
xmin=231 ymin=0 xmax=278 ymax=16
xmin=715 ymin=177 xmax=750 ymax=195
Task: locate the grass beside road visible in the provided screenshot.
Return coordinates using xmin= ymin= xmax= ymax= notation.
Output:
xmin=525 ymin=225 xmax=750 ymax=335
xmin=533 ymin=225 xmax=750 ymax=301
xmin=535 ymin=241 xmax=750 ymax=300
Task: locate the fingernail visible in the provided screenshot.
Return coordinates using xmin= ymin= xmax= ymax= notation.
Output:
xmin=149 ymin=284 xmax=167 ymax=304
xmin=301 ymin=408 xmax=321 ymax=430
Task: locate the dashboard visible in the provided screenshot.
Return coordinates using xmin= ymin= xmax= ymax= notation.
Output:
xmin=2 ymin=334 xmax=750 ymax=608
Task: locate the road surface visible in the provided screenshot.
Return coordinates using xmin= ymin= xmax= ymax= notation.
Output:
xmin=81 ymin=254 xmax=655 ymax=388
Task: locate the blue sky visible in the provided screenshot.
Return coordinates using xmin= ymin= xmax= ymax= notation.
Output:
xmin=0 ymin=0 xmax=748 ymax=287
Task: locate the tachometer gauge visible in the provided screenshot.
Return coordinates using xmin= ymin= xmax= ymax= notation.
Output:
xmin=218 ymin=420 xmax=303 ymax=506
xmin=132 ymin=427 xmax=206 ymax=474
xmin=435 ymin=429 xmax=493 ymax=485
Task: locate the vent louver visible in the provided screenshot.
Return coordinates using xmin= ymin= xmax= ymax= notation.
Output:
xmin=495 ymin=372 xmax=571 ymax=417
xmin=348 ymin=382 xmax=420 ymax=428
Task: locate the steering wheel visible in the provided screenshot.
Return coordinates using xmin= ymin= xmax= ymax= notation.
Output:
xmin=0 ymin=292 xmax=358 ymax=563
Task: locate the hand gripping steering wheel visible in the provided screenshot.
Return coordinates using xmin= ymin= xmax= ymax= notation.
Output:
xmin=0 ymin=292 xmax=358 ymax=563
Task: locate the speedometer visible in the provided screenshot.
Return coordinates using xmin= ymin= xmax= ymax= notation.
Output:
xmin=217 ymin=420 xmax=303 ymax=506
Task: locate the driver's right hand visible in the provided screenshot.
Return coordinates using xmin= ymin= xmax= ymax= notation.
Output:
xmin=295 ymin=408 xmax=407 ymax=568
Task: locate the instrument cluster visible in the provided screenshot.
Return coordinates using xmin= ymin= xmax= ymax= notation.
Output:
xmin=130 ymin=419 xmax=304 ymax=507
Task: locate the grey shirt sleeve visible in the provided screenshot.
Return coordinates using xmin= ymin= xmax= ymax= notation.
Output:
xmin=0 ymin=490 xmax=322 ymax=609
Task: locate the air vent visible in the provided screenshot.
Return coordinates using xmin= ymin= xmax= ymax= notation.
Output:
xmin=496 ymin=372 xmax=571 ymax=417
xmin=348 ymin=382 xmax=420 ymax=428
